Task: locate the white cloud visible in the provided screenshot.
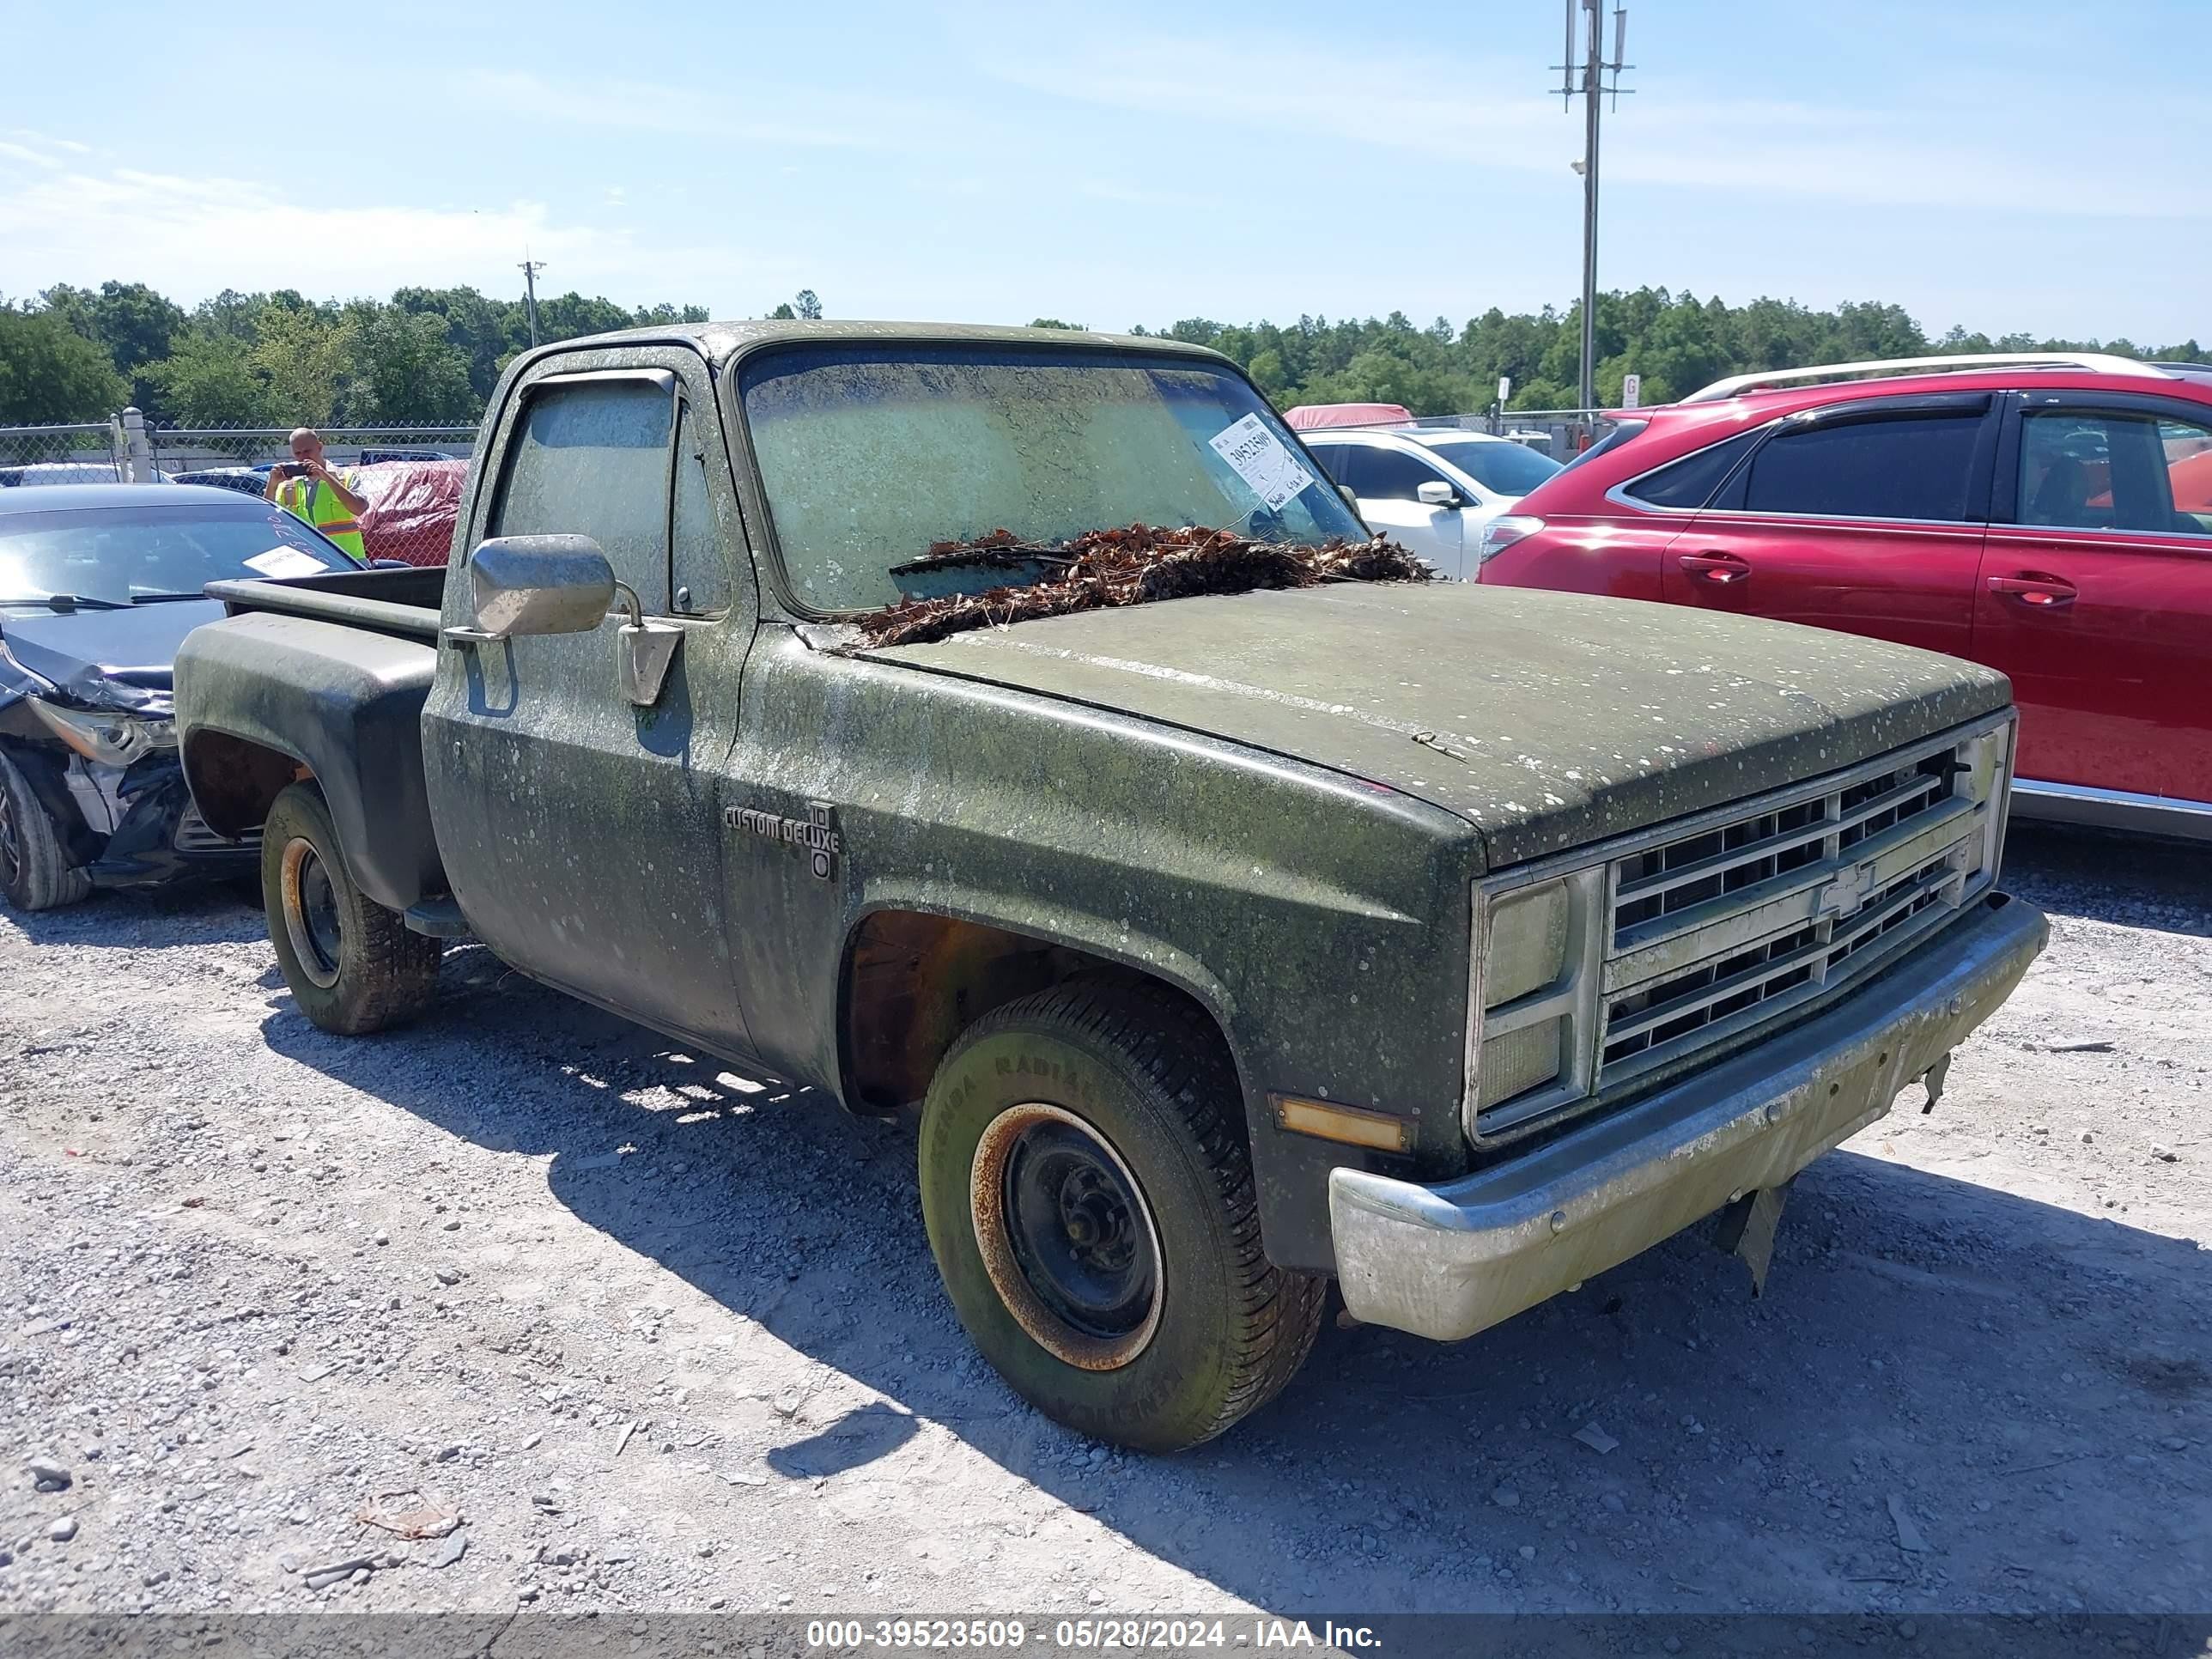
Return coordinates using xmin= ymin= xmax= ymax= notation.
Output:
xmin=4 ymin=129 xmax=88 ymax=158
xmin=973 ymin=30 xmax=2210 ymax=221
xmin=0 ymin=139 xmax=790 ymax=309
xmin=0 ymin=140 xmax=64 ymax=171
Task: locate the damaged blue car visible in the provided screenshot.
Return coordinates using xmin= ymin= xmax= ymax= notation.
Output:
xmin=0 ymin=485 xmax=360 ymax=910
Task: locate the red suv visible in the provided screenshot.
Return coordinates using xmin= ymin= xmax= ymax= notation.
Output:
xmin=1476 ymin=354 xmax=2212 ymax=840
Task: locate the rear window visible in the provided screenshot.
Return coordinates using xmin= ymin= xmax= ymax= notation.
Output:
xmin=1621 ymin=429 xmax=1762 ymax=509
xmin=1741 ymin=413 xmax=1984 ymax=522
xmin=1552 ymin=419 xmax=1647 ymax=477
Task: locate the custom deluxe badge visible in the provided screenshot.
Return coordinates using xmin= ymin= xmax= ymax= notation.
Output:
xmin=725 ymin=800 xmax=842 ymax=880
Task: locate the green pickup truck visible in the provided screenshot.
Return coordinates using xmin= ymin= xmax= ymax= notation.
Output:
xmin=173 ymin=322 xmax=2047 ymax=1450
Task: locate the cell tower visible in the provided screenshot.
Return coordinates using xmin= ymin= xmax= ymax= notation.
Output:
xmin=1553 ymin=0 xmax=1632 ymax=414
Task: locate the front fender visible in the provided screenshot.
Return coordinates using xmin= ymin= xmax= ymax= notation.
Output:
xmin=730 ymin=631 xmax=1483 ymax=1274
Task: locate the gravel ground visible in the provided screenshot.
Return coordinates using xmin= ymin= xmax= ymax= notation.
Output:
xmin=0 ymin=824 xmax=2204 ymax=1620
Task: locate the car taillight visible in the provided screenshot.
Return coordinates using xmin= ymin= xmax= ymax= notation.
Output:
xmin=1474 ymin=514 xmax=1544 ymax=571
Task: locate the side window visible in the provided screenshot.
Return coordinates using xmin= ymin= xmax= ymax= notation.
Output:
xmin=2164 ymin=418 xmax=2212 ymax=532
xmin=671 ymin=404 xmax=728 ymax=612
xmin=1741 ymin=413 xmax=1984 ymax=522
xmin=1304 ymin=442 xmax=1351 ymax=483
xmin=489 ymin=379 xmax=675 ymax=610
xmin=2020 ymin=409 xmax=2212 ymax=536
xmin=1622 ymin=429 xmax=1761 ymax=509
xmin=1331 ymin=443 xmax=1380 ymax=495
xmin=1356 ymin=446 xmax=1452 ymax=503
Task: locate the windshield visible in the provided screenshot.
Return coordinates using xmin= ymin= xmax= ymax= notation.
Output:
xmin=1416 ymin=435 xmax=1563 ymax=497
xmin=738 ymin=343 xmax=1368 ymax=612
xmin=0 ymin=501 xmax=353 ymax=605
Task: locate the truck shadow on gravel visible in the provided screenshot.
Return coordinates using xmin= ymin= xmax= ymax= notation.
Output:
xmin=258 ymin=935 xmax=2212 ymax=1617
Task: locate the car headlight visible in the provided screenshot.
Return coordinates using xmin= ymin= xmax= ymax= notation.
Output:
xmin=1466 ymin=867 xmax=1606 ymax=1135
xmin=27 ymin=696 xmax=178 ymax=766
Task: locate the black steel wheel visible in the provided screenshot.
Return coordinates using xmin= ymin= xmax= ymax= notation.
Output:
xmin=277 ymin=835 xmax=344 ymax=989
xmin=918 ymin=975 xmax=1327 ymax=1451
xmin=973 ymin=1102 xmax=1164 ymax=1371
xmin=260 ymin=782 xmax=440 ymax=1034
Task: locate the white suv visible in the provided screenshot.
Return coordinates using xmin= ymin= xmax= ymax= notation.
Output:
xmin=1301 ymin=428 xmax=1562 ymax=580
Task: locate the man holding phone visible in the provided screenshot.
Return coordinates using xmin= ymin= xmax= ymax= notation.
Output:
xmin=264 ymin=428 xmax=370 ymax=564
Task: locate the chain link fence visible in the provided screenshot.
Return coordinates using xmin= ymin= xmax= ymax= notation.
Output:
xmin=0 ymin=412 xmax=474 ymax=564
xmin=145 ymin=422 xmax=477 ymax=477
xmin=0 ymin=420 xmax=128 ymax=483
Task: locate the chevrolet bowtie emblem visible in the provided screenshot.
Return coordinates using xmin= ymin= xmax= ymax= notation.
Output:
xmin=1817 ymin=863 xmax=1878 ymax=921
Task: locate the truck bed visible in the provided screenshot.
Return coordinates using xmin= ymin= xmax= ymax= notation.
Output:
xmin=179 ymin=566 xmax=447 ymax=915
xmin=203 ymin=566 xmax=445 ymax=643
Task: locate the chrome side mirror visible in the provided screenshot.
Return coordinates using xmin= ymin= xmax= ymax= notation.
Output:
xmin=449 ymin=535 xmax=616 ymax=641
xmin=444 ymin=533 xmax=681 ymax=708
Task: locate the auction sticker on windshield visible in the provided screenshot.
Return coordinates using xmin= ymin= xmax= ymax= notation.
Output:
xmin=1209 ymin=414 xmax=1316 ymax=513
xmin=245 ymin=547 xmax=330 ymax=579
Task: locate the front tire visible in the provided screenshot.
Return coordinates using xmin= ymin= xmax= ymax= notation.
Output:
xmin=918 ymin=977 xmax=1326 ymax=1451
xmin=261 ymin=782 xmax=439 ymax=1034
xmin=0 ymin=750 xmax=91 ymax=912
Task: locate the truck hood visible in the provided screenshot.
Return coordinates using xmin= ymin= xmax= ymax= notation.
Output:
xmin=858 ymin=582 xmax=2011 ymax=866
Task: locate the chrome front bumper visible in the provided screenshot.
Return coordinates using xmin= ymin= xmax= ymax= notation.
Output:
xmin=1329 ymin=891 xmax=2047 ymax=1342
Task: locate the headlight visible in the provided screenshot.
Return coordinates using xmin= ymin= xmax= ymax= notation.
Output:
xmin=27 ymin=697 xmax=178 ymax=766
xmin=1467 ymin=868 xmax=1605 ymax=1134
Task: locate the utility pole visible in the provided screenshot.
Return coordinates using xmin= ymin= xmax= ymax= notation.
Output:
xmin=520 ymin=256 xmax=546 ymax=348
xmin=1554 ymin=0 xmax=1631 ymax=415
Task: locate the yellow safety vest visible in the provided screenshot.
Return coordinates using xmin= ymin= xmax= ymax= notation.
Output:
xmin=276 ymin=473 xmax=367 ymax=563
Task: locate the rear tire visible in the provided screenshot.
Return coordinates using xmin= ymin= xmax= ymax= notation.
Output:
xmin=0 ymin=750 xmax=91 ymax=912
xmin=261 ymin=782 xmax=439 ymax=1034
xmin=918 ymin=976 xmax=1326 ymax=1451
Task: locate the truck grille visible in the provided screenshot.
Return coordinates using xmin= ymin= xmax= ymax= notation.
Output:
xmin=173 ymin=806 xmax=258 ymax=855
xmin=1599 ymin=741 xmax=1985 ymax=1082
xmin=1468 ymin=715 xmax=2012 ymax=1142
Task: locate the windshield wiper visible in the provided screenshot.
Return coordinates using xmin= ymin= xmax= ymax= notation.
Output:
xmin=129 ymin=592 xmax=217 ymax=605
xmin=0 ymin=593 xmax=128 ymax=612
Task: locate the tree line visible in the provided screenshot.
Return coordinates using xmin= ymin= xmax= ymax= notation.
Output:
xmin=1138 ymin=293 xmax=2209 ymax=412
xmin=2 ymin=279 xmax=2203 ymax=428
xmin=0 ymin=283 xmax=721 ymax=428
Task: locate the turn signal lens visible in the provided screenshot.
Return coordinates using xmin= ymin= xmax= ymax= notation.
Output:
xmin=1271 ymin=1095 xmax=1413 ymax=1154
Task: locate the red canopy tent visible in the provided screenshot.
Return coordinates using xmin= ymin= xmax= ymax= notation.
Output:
xmin=1281 ymin=403 xmax=1413 ymax=431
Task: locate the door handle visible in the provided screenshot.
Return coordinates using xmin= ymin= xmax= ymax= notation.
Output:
xmin=1677 ymin=551 xmax=1752 ymax=585
xmin=1985 ymin=574 xmax=2077 ymax=608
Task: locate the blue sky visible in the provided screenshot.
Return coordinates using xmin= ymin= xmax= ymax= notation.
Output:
xmin=3 ymin=0 xmax=2205 ymax=343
